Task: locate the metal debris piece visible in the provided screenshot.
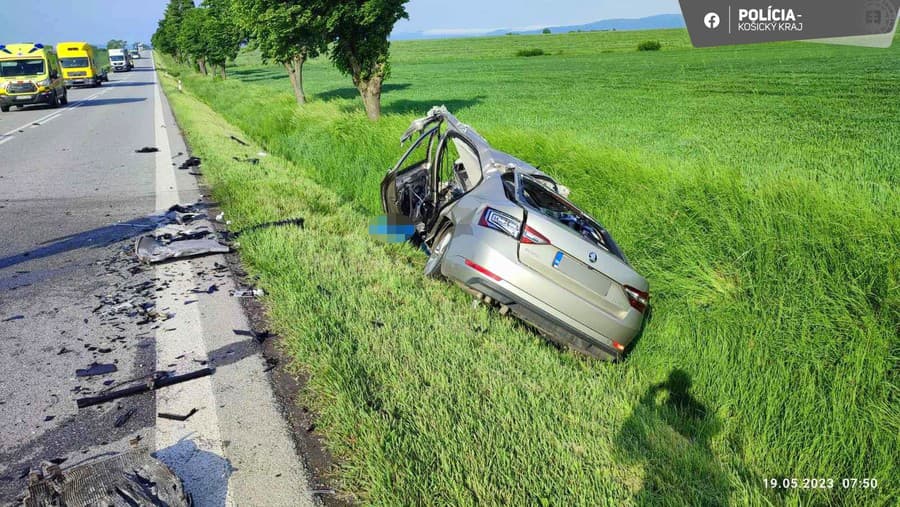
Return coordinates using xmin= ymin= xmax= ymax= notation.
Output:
xmin=21 ymin=448 xmax=189 ymax=507
xmin=75 ymin=363 xmax=118 ymax=377
xmin=230 ymin=288 xmax=264 ymax=298
xmin=229 ymin=135 xmax=249 ymax=146
xmin=134 ymin=147 xmax=159 ymax=153
xmin=135 ymin=236 xmax=230 ymax=264
xmin=191 ymin=284 xmax=218 ymax=294
xmin=157 ymin=408 xmax=198 ymax=421
xmin=2 ymin=315 xmax=25 ymax=322
xmin=165 ymin=205 xmax=207 ymax=225
xmin=152 ymin=221 xmax=214 ymax=242
xmin=76 ymin=368 xmax=215 ymax=408
xmin=114 ymin=408 xmax=136 ymax=428
xmin=233 ymin=217 xmax=304 ymax=237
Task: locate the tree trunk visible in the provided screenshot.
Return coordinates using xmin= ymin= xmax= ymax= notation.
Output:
xmin=198 ymin=58 xmax=208 ymax=76
xmin=289 ymin=53 xmax=306 ymax=104
xmin=219 ymin=64 xmax=227 ymax=80
xmin=357 ymin=76 xmax=383 ymax=120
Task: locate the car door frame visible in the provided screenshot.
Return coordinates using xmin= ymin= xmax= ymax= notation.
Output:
xmin=380 ymin=125 xmax=440 ymax=217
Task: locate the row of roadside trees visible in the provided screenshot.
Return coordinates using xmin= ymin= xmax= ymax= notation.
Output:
xmin=152 ymin=0 xmax=410 ymax=120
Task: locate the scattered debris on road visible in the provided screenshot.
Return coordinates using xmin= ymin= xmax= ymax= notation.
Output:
xmin=158 ymin=408 xmax=198 ymax=421
xmin=229 ymin=135 xmax=249 ymax=146
xmin=133 ymin=203 xmax=231 ymax=263
xmin=75 ymin=363 xmax=118 ymax=377
xmin=76 ymin=368 xmax=215 ymax=408
xmin=191 ymin=284 xmax=219 ymax=294
xmin=230 ymin=287 xmax=264 ymax=298
xmin=136 ymin=236 xmax=230 ymax=263
xmin=233 ymin=328 xmax=271 ymax=343
xmin=114 ymin=407 xmax=137 ymax=428
xmin=21 ymin=449 xmax=189 ymax=507
xmin=178 ymin=156 xmax=201 ymax=170
xmin=134 ymin=146 xmax=159 ymax=153
xmin=2 ymin=314 xmax=24 ymax=322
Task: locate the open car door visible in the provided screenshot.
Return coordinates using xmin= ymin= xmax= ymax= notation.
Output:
xmin=381 ymin=125 xmax=440 ymax=228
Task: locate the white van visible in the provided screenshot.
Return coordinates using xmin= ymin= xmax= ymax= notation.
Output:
xmin=108 ymin=48 xmax=132 ymax=72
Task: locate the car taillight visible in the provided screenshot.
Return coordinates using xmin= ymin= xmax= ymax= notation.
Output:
xmin=624 ymin=285 xmax=649 ymax=313
xmin=520 ymin=225 xmax=550 ymax=245
xmin=479 ymin=207 xmax=552 ymax=246
xmin=479 ymin=207 xmax=521 ymax=238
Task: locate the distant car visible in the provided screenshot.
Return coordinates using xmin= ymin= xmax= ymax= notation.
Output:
xmin=130 ymin=50 xmax=140 ymax=60
xmin=381 ymin=107 xmax=650 ymax=360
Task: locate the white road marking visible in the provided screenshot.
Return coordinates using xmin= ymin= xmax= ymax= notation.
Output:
xmin=150 ymin=58 xmax=234 ymax=506
xmin=0 ymin=89 xmax=109 ymax=142
xmin=36 ymin=113 xmax=62 ymax=125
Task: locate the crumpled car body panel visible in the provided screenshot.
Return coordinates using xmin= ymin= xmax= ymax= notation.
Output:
xmin=135 ymin=236 xmax=230 ymax=264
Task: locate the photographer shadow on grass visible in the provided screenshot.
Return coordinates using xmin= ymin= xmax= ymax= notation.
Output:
xmin=616 ymin=369 xmax=731 ymax=505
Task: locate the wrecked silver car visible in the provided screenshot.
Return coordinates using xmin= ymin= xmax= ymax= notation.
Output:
xmin=381 ymin=107 xmax=649 ymax=360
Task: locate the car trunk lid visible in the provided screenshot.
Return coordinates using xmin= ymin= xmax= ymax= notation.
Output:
xmin=514 ymin=174 xmax=646 ymax=319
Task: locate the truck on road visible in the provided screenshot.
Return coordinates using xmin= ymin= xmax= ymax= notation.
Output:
xmin=108 ymin=48 xmax=132 ymax=72
xmin=57 ymin=41 xmax=107 ymax=88
xmin=0 ymin=43 xmax=68 ymax=112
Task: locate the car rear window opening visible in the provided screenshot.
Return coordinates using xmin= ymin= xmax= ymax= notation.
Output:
xmin=518 ymin=176 xmax=621 ymax=258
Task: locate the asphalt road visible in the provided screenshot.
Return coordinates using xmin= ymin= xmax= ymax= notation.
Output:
xmin=0 ymin=56 xmax=313 ymax=506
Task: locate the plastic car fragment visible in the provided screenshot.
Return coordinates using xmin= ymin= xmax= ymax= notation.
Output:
xmin=135 ymin=236 xmax=230 ymax=264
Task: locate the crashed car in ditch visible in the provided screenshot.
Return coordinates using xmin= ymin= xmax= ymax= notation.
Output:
xmin=381 ymin=106 xmax=649 ymax=360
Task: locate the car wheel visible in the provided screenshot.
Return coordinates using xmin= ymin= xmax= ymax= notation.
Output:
xmin=60 ymin=90 xmax=68 ymax=105
xmin=424 ymin=225 xmax=453 ymax=279
xmin=50 ymin=91 xmax=60 ymax=108
xmin=0 ymin=105 xmax=9 ymax=113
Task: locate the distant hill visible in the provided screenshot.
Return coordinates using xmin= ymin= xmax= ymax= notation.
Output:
xmin=391 ymin=14 xmax=685 ymax=41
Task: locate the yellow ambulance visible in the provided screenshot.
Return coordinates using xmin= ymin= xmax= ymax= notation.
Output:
xmin=0 ymin=43 xmax=68 ymax=112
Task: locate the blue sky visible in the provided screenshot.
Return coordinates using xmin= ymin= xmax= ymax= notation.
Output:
xmin=0 ymin=0 xmax=680 ymax=46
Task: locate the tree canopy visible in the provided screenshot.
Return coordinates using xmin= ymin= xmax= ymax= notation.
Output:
xmin=232 ymin=0 xmax=327 ymax=103
xmin=153 ymin=0 xmax=411 ymax=117
xmin=323 ymin=0 xmax=410 ymax=119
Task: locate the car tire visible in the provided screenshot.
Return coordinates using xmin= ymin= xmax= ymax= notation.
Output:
xmin=60 ymin=89 xmax=68 ymax=105
xmin=0 ymin=105 xmax=9 ymax=113
xmin=50 ymin=91 xmax=60 ymax=108
xmin=424 ymin=225 xmax=453 ymax=279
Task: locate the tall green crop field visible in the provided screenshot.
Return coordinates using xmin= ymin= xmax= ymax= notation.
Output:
xmin=157 ymin=28 xmax=898 ymax=505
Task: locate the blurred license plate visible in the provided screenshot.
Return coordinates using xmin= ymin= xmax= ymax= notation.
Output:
xmin=15 ymin=95 xmax=32 ymax=101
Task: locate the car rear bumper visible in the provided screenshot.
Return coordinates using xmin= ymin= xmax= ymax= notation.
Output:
xmin=441 ymin=231 xmax=646 ymax=357
xmin=0 ymin=91 xmax=54 ymax=107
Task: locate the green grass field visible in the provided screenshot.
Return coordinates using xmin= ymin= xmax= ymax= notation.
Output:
xmin=157 ymin=28 xmax=898 ymax=505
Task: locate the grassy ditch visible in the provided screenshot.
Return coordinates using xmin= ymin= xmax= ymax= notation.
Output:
xmin=157 ymin=28 xmax=898 ymax=505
